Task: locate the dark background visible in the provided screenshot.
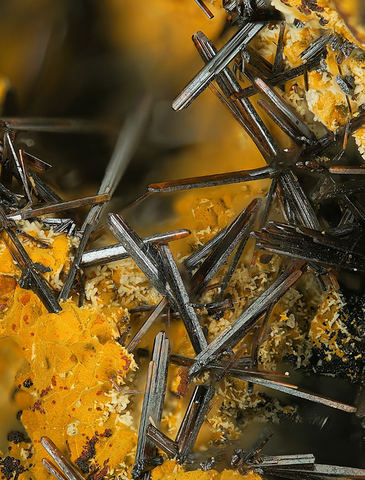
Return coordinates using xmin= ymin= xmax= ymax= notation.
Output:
xmin=0 ymin=0 xmax=227 ymax=223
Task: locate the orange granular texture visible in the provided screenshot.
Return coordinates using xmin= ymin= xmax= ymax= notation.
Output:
xmin=283 ymin=25 xmax=320 ymax=68
xmin=308 ymin=90 xmax=348 ymax=131
xmin=152 ymin=460 xmax=263 ymax=480
xmin=0 ymin=274 xmax=137 ymax=480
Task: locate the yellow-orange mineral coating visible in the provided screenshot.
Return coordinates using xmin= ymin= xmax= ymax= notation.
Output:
xmin=0 ymin=228 xmax=137 ymax=480
xmin=151 ymin=461 xmax=262 ymax=480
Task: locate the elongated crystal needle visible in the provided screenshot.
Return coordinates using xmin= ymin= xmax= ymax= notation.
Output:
xmin=193 ymin=31 xmax=280 ymax=159
xmin=41 ymin=437 xmax=84 ymax=480
xmin=159 ymin=243 xmax=208 ymax=354
xmin=127 ymin=298 xmax=168 ymax=353
xmin=235 ymin=373 xmax=356 ymax=413
xmin=132 ymin=332 xmax=170 ymax=478
xmin=8 ymin=193 xmax=110 ymax=221
xmin=0 ymin=205 xmax=61 ymax=313
xmin=194 ymin=0 xmax=214 ymax=18
xmin=81 ymin=229 xmax=190 ymax=268
xmin=172 ymin=22 xmax=264 ymax=111
xmin=59 ymin=97 xmax=150 ymax=302
xmin=189 ymin=260 xmax=305 ymax=376
xmin=1 ymin=117 xmax=117 ymax=134
xmin=148 ymin=165 xmax=276 ymax=194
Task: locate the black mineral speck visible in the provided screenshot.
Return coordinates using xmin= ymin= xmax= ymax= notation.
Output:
xmin=75 ymin=457 xmax=89 ymax=474
xmin=7 ymin=432 xmax=30 ymax=445
xmin=136 ymin=347 xmax=149 ymax=358
xmin=0 ymin=456 xmax=24 ymax=480
xmin=259 ymin=254 xmax=273 ymax=264
xmin=74 ymin=436 xmax=99 ymax=474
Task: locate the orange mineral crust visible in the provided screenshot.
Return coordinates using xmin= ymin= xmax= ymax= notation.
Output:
xmin=0 ymin=223 xmax=137 ymax=480
xmin=0 ymin=271 xmax=137 ymax=480
xmin=151 ymin=461 xmax=262 ymax=480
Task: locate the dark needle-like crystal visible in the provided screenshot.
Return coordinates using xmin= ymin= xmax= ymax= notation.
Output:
xmin=175 ymin=384 xmax=216 ymax=464
xmin=190 ymin=198 xmax=262 ymax=297
xmin=0 ymin=204 xmax=61 ymax=313
xmin=189 ymin=260 xmax=305 ymax=377
xmin=59 ymin=98 xmax=150 ymax=302
xmin=172 ymin=22 xmax=264 ymax=111
xmin=41 ymin=437 xmax=84 ymax=480
xmin=132 ymin=332 xmax=170 ymax=479
xmin=159 ymin=243 xmax=208 ymax=354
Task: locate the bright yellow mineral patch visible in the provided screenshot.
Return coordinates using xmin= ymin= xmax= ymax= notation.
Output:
xmin=0 ymin=225 xmax=72 ymax=286
xmin=152 ymin=464 xmax=262 ymax=480
xmin=0 ymin=265 xmax=137 ymax=480
xmin=307 ymin=89 xmax=348 ymax=130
